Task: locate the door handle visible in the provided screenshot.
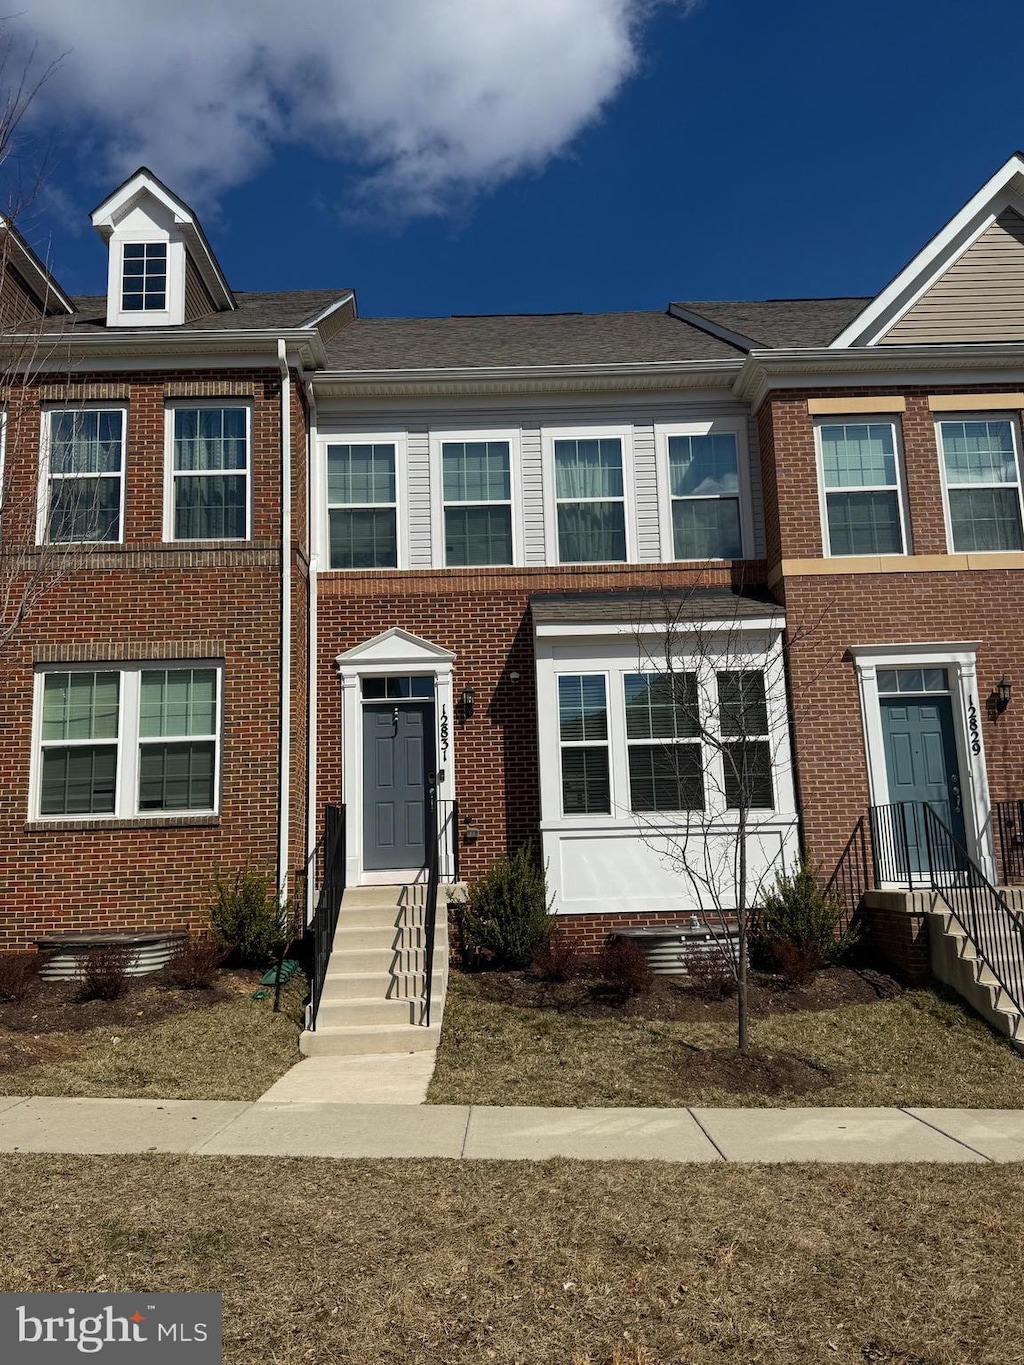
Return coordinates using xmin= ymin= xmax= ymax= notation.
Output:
xmin=391 ymin=706 xmax=399 ymax=735
xmin=949 ymin=771 xmax=962 ymax=813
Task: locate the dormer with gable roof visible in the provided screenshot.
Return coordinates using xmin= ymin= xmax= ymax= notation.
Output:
xmin=90 ymin=167 xmax=236 ymax=329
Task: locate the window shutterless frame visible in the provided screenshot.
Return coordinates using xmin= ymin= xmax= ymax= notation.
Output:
xmin=428 ymin=427 xmax=522 ymax=568
xmin=541 ymin=424 xmax=635 ymax=565
xmin=28 ymin=661 xmax=223 ymax=821
xmin=814 ymin=417 xmax=911 ymax=558
xmin=36 ymin=405 xmax=128 ymax=546
xmin=935 ymin=413 xmax=1024 ymax=554
xmin=163 ymin=400 xmax=253 ymax=542
xmin=319 ymin=431 xmax=407 ymax=570
xmin=654 ymin=417 xmax=753 ymax=562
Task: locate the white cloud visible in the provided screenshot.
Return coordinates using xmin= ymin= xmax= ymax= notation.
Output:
xmin=14 ymin=0 xmax=688 ymax=216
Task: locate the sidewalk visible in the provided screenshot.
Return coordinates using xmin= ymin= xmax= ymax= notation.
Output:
xmin=1 ymin=1096 xmax=1023 ymax=1162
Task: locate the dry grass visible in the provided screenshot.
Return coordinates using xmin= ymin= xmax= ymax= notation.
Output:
xmin=0 ymin=1154 xmax=1022 ymax=1363
xmin=429 ymin=973 xmax=1024 ymax=1108
xmin=0 ymin=978 xmax=304 ymax=1100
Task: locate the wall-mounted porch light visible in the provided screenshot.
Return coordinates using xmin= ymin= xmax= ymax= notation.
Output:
xmin=460 ymin=684 xmax=476 ymax=719
xmin=997 ymin=676 xmax=1013 ymax=714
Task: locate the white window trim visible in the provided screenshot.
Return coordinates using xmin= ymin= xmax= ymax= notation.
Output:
xmin=36 ymin=405 xmax=128 ymax=547
xmin=935 ymin=412 xmax=1024 ymax=555
xmin=163 ymin=399 xmax=253 ymax=542
xmin=106 ymin=233 xmax=185 ymax=329
xmin=850 ymin=641 xmax=994 ymax=881
xmin=621 ymin=667 xmax=704 ymax=816
xmin=121 ymin=241 xmax=168 ymax=313
xmin=428 ymin=427 xmax=523 ymax=568
xmin=654 ymin=417 xmax=753 ymax=563
xmin=541 ymin=424 xmax=636 ymax=565
xmin=813 ymin=416 xmax=911 ymax=558
xmin=29 ymin=660 xmax=224 ymax=822
xmin=557 ymin=671 xmax=613 ymax=817
xmin=319 ymin=430 xmax=409 ymax=571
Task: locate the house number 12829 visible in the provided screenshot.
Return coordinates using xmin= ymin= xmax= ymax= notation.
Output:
xmin=968 ymin=696 xmax=981 ymax=755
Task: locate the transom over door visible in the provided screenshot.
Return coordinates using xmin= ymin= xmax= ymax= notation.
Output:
xmin=362 ymin=701 xmax=436 ymax=871
xmin=880 ymin=694 xmax=966 ymax=870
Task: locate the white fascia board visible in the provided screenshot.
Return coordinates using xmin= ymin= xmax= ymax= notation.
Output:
xmin=303 ymin=292 xmax=356 ymax=327
xmin=831 ymin=153 xmax=1024 ymax=349
xmin=533 ymin=616 xmax=785 ymax=639
xmin=0 ymin=328 xmax=327 ymax=372
xmin=848 ymin=641 xmax=981 ymax=661
xmin=0 ymin=221 xmax=75 ymax=315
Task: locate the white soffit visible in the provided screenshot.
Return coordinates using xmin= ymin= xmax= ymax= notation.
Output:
xmin=831 ymin=153 xmax=1024 ymax=348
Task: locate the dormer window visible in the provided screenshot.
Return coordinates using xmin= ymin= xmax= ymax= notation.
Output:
xmin=122 ymin=243 xmax=167 ymax=312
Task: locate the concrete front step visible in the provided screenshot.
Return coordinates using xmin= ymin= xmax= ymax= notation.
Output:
xmin=315 ymin=997 xmax=421 ymax=1027
xmin=299 ymin=1021 xmax=441 ymax=1056
xmin=330 ymin=924 xmax=443 ymax=953
xmin=325 ymin=946 xmax=437 ymax=977
xmin=321 ymin=970 xmax=444 ymax=1001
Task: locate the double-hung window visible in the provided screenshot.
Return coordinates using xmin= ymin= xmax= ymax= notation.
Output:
xmin=666 ymin=431 xmax=743 ymax=560
xmin=553 ymin=437 xmax=627 ymax=563
xmin=818 ymin=421 xmax=907 ymax=555
xmin=937 ymin=418 xmax=1024 ymax=552
xmin=442 ymin=439 xmax=513 ymax=565
xmin=624 ymin=672 xmax=703 ymax=812
xmin=168 ymin=405 xmax=249 ymax=540
xmin=327 ymin=441 xmax=398 ymax=569
xmin=43 ymin=408 xmax=124 ymax=543
xmin=35 ymin=664 xmax=221 ymax=819
xmin=717 ymin=671 xmax=773 ymax=810
xmin=122 ymin=242 xmax=167 ymax=312
xmin=558 ymin=675 xmax=611 ymax=815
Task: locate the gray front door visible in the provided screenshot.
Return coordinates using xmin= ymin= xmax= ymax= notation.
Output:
xmin=362 ymin=702 xmax=435 ymax=871
xmin=881 ymin=694 xmax=966 ymax=872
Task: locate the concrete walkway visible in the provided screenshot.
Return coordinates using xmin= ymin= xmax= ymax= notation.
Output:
xmin=257 ymin=1052 xmax=437 ymax=1104
xmin=1 ymin=1096 xmax=1024 ymax=1162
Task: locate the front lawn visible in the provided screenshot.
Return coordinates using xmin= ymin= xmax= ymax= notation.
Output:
xmin=0 ymin=970 xmax=304 ymax=1100
xmin=1 ymin=1155 xmax=1022 ymax=1363
xmin=428 ymin=968 xmax=1024 ymax=1108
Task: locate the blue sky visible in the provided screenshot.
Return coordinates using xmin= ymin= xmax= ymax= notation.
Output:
xmin=13 ymin=0 xmax=1024 ymax=318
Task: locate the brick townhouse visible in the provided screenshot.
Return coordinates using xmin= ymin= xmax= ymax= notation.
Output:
xmin=4 ymin=155 xmax=1024 ymax=990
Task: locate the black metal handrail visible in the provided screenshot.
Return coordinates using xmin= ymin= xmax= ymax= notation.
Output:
xmin=870 ymin=800 xmax=1024 ymax=1017
xmin=995 ymin=799 xmax=1024 ymax=884
xmin=307 ymin=803 xmax=346 ymax=1032
xmin=823 ymin=815 xmax=869 ymax=935
xmin=421 ymin=797 xmax=458 ymax=1027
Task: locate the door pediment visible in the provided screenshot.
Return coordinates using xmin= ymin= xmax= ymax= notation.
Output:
xmin=336 ymin=627 xmax=455 ymax=669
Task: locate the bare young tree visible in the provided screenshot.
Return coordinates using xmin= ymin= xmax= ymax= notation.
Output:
xmin=0 ymin=37 xmax=83 ymax=659
xmin=625 ymin=583 xmax=817 ymax=1051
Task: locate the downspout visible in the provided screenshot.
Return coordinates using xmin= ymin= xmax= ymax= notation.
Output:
xmin=302 ymin=369 xmax=320 ymax=926
xmin=277 ymin=340 xmax=292 ymax=908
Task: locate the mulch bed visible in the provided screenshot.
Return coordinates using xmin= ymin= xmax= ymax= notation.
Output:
xmin=0 ymin=969 xmax=262 ymax=1038
xmin=467 ymin=964 xmax=903 ymax=1023
xmin=678 ymin=1042 xmax=835 ymax=1096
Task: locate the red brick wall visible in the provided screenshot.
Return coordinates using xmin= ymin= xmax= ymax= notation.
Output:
xmin=0 ymin=367 xmax=291 ymax=949
xmin=316 ymin=562 xmax=764 ymax=883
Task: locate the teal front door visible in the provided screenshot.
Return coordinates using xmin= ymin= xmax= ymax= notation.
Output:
xmin=880 ymin=694 xmax=966 ymax=872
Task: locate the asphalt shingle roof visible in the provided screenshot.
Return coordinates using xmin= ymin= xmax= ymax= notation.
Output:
xmin=675 ymin=298 xmax=872 ymax=349
xmin=35 ymin=289 xmax=351 ymax=334
xmin=322 ymin=310 xmax=746 ymax=370
xmin=529 ymin=588 xmax=780 ymax=625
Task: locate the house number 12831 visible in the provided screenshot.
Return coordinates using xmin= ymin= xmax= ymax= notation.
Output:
xmin=968 ymin=696 xmax=981 ymax=755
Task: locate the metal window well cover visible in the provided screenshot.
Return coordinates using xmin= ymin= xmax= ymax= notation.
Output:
xmin=615 ymin=923 xmax=739 ymax=975
xmin=33 ymin=930 xmax=188 ymax=978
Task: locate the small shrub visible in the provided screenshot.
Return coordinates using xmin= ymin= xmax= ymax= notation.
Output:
xmin=209 ymin=868 xmax=286 ymax=967
xmin=755 ymin=859 xmax=861 ymax=984
xmin=457 ymin=846 xmax=554 ymax=970
xmin=78 ymin=943 xmax=133 ymax=1001
xmin=686 ymin=947 xmax=736 ymax=999
xmin=165 ymin=934 xmax=225 ymax=990
xmin=531 ymin=935 xmax=582 ymax=983
xmin=598 ymin=937 xmax=653 ymax=998
xmin=0 ymin=950 xmax=45 ymax=1003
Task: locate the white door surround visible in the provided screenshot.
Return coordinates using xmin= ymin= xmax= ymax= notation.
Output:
xmin=336 ymin=628 xmax=456 ymax=888
xmin=849 ymin=641 xmax=996 ymax=882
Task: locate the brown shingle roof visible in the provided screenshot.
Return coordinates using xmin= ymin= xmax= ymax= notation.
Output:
xmin=674 ymin=297 xmax=871 ymax=349
xmin=529 ymin=588 xmax=781 ymax=625
xmin=322 ymin=310 xmax=745 ymax=370
xmin=33 ymin=289 xmax=352 ymax=334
